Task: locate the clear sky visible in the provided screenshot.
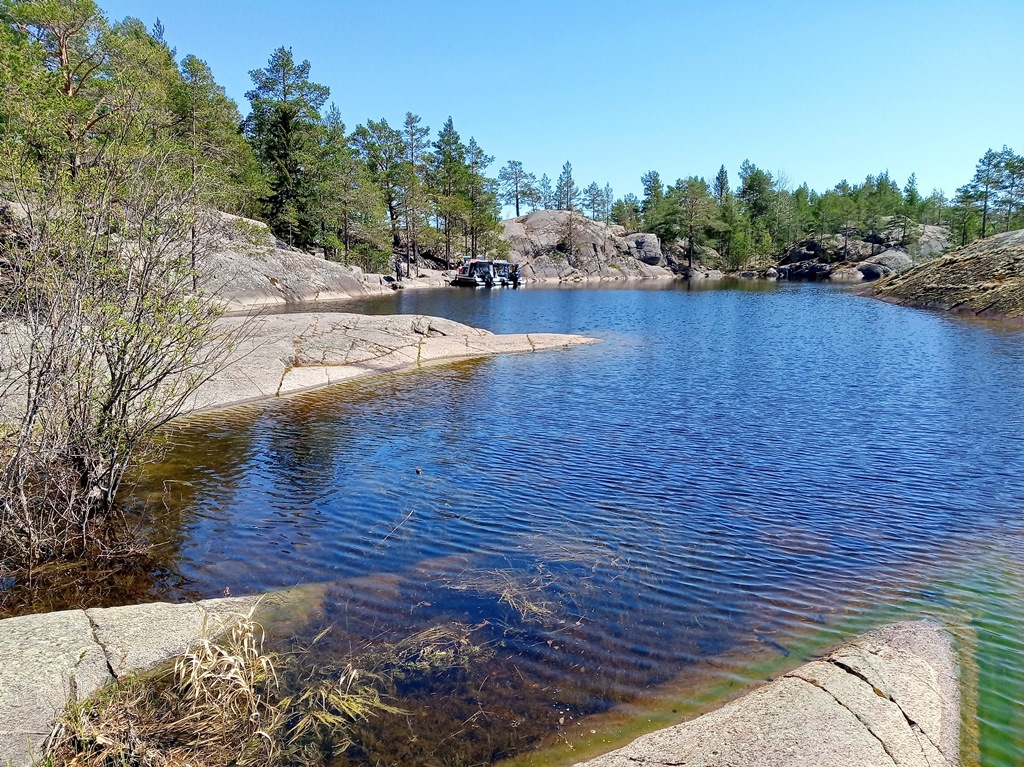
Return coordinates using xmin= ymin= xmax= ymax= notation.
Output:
xmin=99 ymin=0 xmax=1022 ymax=207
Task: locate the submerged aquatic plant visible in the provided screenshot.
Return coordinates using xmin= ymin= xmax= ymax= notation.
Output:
xmin=358 ymin=622 xmax=493 ymax=687
xmin=447 ymin=567 xmax=560 ymax=625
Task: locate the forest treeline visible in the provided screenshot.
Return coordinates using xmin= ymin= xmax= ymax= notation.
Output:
xmin=2 ymin=0 xmax=1022 ymax=276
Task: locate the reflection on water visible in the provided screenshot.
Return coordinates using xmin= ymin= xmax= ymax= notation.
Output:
xmin=21 ymin=282 xmax=1024 ymax=764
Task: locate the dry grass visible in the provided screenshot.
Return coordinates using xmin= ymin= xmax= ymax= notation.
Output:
xmin=45 ymin=608 xmax=399 ymax=767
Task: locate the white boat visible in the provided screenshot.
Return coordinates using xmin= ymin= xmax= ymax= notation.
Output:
xmin=453 ymin=258 xmax=521 ymax=288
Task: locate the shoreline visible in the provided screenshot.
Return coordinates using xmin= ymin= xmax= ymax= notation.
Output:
xmin=870 ymin=289 xmax=1024 ymax=324
xmin=185 ymin=311 xmax=599 ymax=415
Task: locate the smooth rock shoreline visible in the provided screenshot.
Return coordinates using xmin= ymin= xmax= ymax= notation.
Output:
xmin=0 ymin=614 xmax=959 ymax=767
xmin=571 ymin=621 xmax=959 ymax=767
xmin=186 ymin=312 xmax=598 ymax=414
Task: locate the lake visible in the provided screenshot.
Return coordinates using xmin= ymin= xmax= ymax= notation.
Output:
xmin=130 ymin=281 xmax=1024 ymax=765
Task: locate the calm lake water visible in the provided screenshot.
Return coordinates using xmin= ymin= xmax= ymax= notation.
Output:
xmin=135 ymin=281 xmax=1024 ymax=765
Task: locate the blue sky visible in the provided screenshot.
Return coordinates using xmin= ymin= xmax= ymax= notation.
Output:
xmin=101 ymin=0 xmax=1022 ymax=207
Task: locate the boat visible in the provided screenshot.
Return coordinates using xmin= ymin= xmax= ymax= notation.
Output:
xmin=453 ymin=258 xmax=494 ymax=287
xmin=492 ymin=260 xmax=521 ymax=288
xmin=453 ymin=258 xmax=521 ymax=288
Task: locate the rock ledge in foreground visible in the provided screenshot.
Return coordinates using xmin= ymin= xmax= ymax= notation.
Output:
xmin=572 ymin=621 xmax=959 ymax=767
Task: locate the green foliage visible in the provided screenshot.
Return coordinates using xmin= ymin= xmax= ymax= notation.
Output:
xmin=610 ymin=193 xmax=642 ymax=231
xmin=640 ymin=169 xmax=664 ymax=231
xmin=174 ymin=54 xmax=261 ymax=216
xmin=498 ymin=159 xmax=538 ymax=217
xmin=244 ymin=47 xmax=330 ymax=246
xmin=535 ymin=173 xmax=554 ymax=210
xmin=0 ymin=0 xmax=252 ymax=573
xmin=555 ymin=160 xmax=581 ymax=211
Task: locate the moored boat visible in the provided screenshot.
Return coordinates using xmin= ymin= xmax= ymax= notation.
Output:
xmin=453 ymin=258 xmax=521 ymax=288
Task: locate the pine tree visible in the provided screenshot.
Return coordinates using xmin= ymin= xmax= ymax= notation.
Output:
xmin=429 ymin=117 xmax=469 ymax=268
xmin=174 ymin=55 xmax=258 ymax=216
xmin=583 ymin=181 xmax=603 ymax=219
xmin=996 ymin=146 xmax=1023 ymax=232
xmin=967 ymin=149 xmax=1000 ymax=238
xmin=610 ymin=193 xmax=642 ymax=231
xmin=498 ymin=160 xmax=538 ymax=217
xmin=640 ymin=170 xmax=664 ymax=230
xmin=554 ymin=162 xmax=583 ymax=260
xmin=400 ymin=112 xmax=430 ymax=270
xmin=352 ymin=117 xmax=405 ymax=250
xmin=555 ymin=161 xmax=581 ymax=211
xmin=536 ymin=173 xmax=555 ymax=210
xmin=464 ymin=137 xmax=499 ymax=258
xmin=602 ymin=183 xmax=614 ymax=220
xmin=244 ymin=47 xmax=329 ymax=246
xmin=713 ymin=165 xmax=729 ymax=206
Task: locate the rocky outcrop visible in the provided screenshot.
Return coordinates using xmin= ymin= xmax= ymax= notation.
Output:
xmin=777 ymin=260 xmax=835 ymax=281
xmin=200 ymin=213 xmax=394 ymax=311
xmin=188 ymin=312 xmax=597 ymax=413
xmin=573 ymin=621 xmax=959 ymax=767
xmin=916 ymin=225 xmax=953 ymax=259
xmin=500 ymin=210 xmax=672 ymax=281
xmin=774 ymin=224 xmax=952 ymax=283
xmin=873 ymin=229 xmax=1024 ymax=320
xmin=0 ymin=595 xmax=274 ymax=767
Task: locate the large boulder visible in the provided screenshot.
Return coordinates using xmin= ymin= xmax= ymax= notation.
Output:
xmin=915 ymin=224 xmax=953 ymax=259
xmin=857 ymin=249 xmax=914 ymax=280
xmin=777 ymin=260 xmax=834 ymax=281
xmin=500 ymin=210 xmax=671 ymax=282
xmin=781 ymin=240 xmax=825 ymax=265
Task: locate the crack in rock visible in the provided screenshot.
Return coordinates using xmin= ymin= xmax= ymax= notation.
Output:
xmin=787 ymin=673 xmax=900 ymax=767
xmin=83 ymin=611 xmax=117 ymax=683
xmin=828 ymin=655 xmax=945 ymax=758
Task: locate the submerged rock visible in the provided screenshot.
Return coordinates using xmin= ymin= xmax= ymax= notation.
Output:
xmin=572 ymin=621 xmax=959 ymax=767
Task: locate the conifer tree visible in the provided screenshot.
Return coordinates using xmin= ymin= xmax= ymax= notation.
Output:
xmin=555 ymin=161 xmax=581 ymax=211
xmin=352 ymin=117 xmax=405 ymax=250
xmin=536 ymin=173 xmax=555 ymax=210
xmin=429 ymin=117 xmax=469 ymax=267
xmin=584 ymin=181 xmax=604 ymax=219
xmin=713 ymin=165 xmax=729 ymax=206
xmin=610 ymin=193 xmax=642 ymax=231
xmin=400 ymin=112 xmax=430 ymax=270
xmin=640 ymin=170 xmax=664 ymax=230
xmin=498 ymin=160 xmax=537 ymax=217
xmin=602 ymin=183 xmax=614 ymax=220
xmin=244 ymin=47 xmax=329 ymax=246
xmin=968 ymin=149 xmax=1001 ymax=238
xmin=464 ymin=137 xmax=499 ymax=258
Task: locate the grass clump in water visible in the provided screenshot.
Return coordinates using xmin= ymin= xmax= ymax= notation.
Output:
xmin=358 ymin=622 xmax=493 ymax=687
xmin=45 ymin=609 xmax=399 ymax=767
xmin=446 ymin=568 xmax=560 ymax=625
